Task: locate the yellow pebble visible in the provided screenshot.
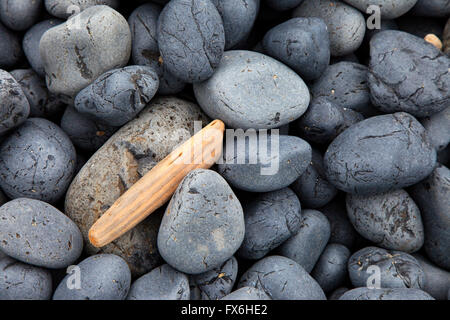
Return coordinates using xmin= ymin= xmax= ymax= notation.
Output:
xmin=424 ymin=34 xmax=443 ymax=50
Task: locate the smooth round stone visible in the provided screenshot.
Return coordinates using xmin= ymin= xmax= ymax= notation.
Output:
xmin=0 ymin=198 xmax=83 ymax=269
xmin=158 ymin=169 xmax=245 ymax=275
xmin=410 ymin=164 xmax=450 ymax=270
xmin=320 ymin=199 xmax=357 ymax=249
xmin=211 ymin=0 xmax=260 ymax=49
xmin=40 ymin=5 xmax=131 ymax=97
xmin=190 ymin=256 xmax=238 ymax=300
xmin=324 ymin=112 xmax=437 ymax=195
xmin=0 ymin=0 xmax=42 ymax=31
xmin=237 ymin=188 xmax=302 ymax=260
xmin=293 ymin=0 xmax=366 ymax=57
xmin=23 ymin=19 xmax=63 ymax=77
xmin=295 ymin=97 xmax=363 ymax=144
xmin=263 ymin=18 xmax=330 ymax=81
xmin=127 ymin=264 xmax=189 ymax=300
xmin=310 ymin=62 xmax=372 ymax=116
xmin=157 ymin=0 xmax=225 ymax=83
xmin=221 ymin=287 xmax=271 ymax=300
xmin=409 ymin=0 xmax=450 ymax=17
xmin=266 ymin=0 xmax=304 ymax=11
xmin=340 ymin=287 xmax=434 ymax=300
xmin=348 ymin=247 xmax=425 ymax=289
xmin=291 ymin=149 xmax=338 ymax=209
xmin=238 ymin=255 xmax=326 ymax=300
xmin=420 ymin=107 xmax=450 ymax=151
xmin=311 ymin=244 xmax=351 ymax=293
xmin=0 ymin=22 xmax=23 ymax=69
xmin=278 ymin=209 xmax=330 ymax=272
xmin=44 ymin=0 xmax=120 ymax=18
xmin=346 ymin=189 xmax=424 ymax=253
xmin=0 ymin=118 xmax=76 ymax=202
xmin=74 ymin=66 xmax=159 ymax=126
xmin=329 ymin=287 xmax=349 ymax=300
xmin=65 ymin=97 xmax=209 ymax=276
xmin=10 ymin=69 xmax=65 ymax=118
xmin=0 ymin=70 xmax=30 ymax=135
xmin=128 ymin=3 xmax=185 ymax=95
xmin=0 ymin=256 xmax=53 ymax=300
xmin=218 ymin=134 xmax=312 ymax=192
xmin=369 ymin=31 xmax=450 ymax=118
xmin=53 ymin=254 xmax=131 ymax=300
xmin=60 ymin=105 xmax=117 ymax=152
xmin=193 ymin=50 xmax=310 ymax=130
xmin=413 ymin=254 xmax=450 ymax=300
xmin=342 ymin=0 xmax=418 ymax=19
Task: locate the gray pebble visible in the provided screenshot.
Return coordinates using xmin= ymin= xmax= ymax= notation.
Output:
xmin=324 ymin=112 xmax=437 ymax=195
xmin=60 ymin=105 xmax=117 ymax=152
xmin=10 ymin=69 xmax=66 ymax=118
xmin=0 ymin=22 xmax=23 ymax=69
xmin=369 ymin=30 xmax=450 ymax=117
xmin=0 ymin=198 xmax=83 ymax=269
xmin=291 ymin=149 xmax=338 ymax=209
xmin=128 ymin=3 xmax=185 ymax=95
xmin=348 ymin=246 xmax=425 ymax=289
xmin=237 ymin=188 xmax=302 ymax=260
xmin=44 ymin=0 xmax=120 ymax=18
xmin=158 ymin=169 xmax=245 ymax=275
xmin=157 ymin=0 xmax=225 ymax=83
xmin=293 ymin=0 xmax=366 ymax=57
xmin=74 ymin=66 xmax=159 ymax=126
xmin=127 ymin=264 xmax=189 ymax=300
xmin=409 ymin=0 xmax=450 ymax=17
xmin=0 ymin=70 xmax=30 ymax=135
xmin=420 ymin=107 xmax=450 ymax=151
xmin=413 ymin=254 xmax=450 ymax=300
xmin=340 ymin=287 xmax=434 ymax=300
xmin=211 ymin=0 xmax=260 ymax=49
xmin=221 ymin=287 xmax=271 ymax=300
xmin=40 ymin=5 xmax=131 ymax=97
xmin=342 ymin=0 xmax=418 ymax=19
xmin=193 ymin=50 xmax=310 ymax=130
xmin=190 ymin=256 xmax=238 ymax=300
xmin=320 ymin=199 xmax=357 ymax=249
xmin=23 ymin=19 xmax=64 ymax=77
xmin=311 ymin=243 xmax=350 ymax=293
xmin=0 ymin=118 xmax=76 ymax=203
xmin=263 ymin=18 xmax=330 ymax=81
xmin=0 ymin=0 xmax=42 ymax=31
xmin=53 ymin=254 xmax=131 ymax=300
xmin=218 ymin=134 xmax=312 ymax=192
xmin=278 ymin=209 xmax=330 ymax=272
xmin=0 ymin=256 xmax=53 ymax=300
xmin=410 ymin=164 xmax=450 ymax=270
xmin=346 ymin=189 xmax=425 ymax=253
xmin=238 ymin=255 xmax=326 ymax=300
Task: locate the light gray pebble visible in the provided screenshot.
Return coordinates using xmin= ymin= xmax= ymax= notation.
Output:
xmin=221 ymin=287 xmax=271 ymax=300
xmin=0 ymin=198 xmax=83 ymax=269
xmin=157 ymin=169 xmax=245 ymax=275
xmin=44 ymin=0 xmax=120 ymax=18
xmin=340 ymin=287 xmax=434 ymax=300
xmin=53 ymin=254 xmax=131 ymax=300
xmin=0 ymin=0 xmax=42 ymax=31
xmin=278 ymin=209 xmax=330 ymax=272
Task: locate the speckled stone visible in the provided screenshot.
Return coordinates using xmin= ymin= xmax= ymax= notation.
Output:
xmin=346 ymin=189 xmax=424 ymax=253
xmin=278 ymin=209 xmax=331 ymax=272
xmin=221 ymin=287 xmax=271 ymax=300
xmin=348 ymin=247 xmax=425 ymax=289
xmin=193 ymin=50 xmax=310 ymax=130
xmin=0 ymin=198 xmax=83 ymax=269
xmin=127 ymin=264 xmax=189 ymax=300
xmin=53 ymin=254 xmax=131 ymax=300
xmin=324 ymin=112 xmax=437 ymax=195
xmin=340 ymin=287 xmax=434 ymax=300
xmin=65 ymin=97 xmax=209 ymax=276
xmin=44 ymin=0 xmax=120 ymax=18
xmin=40 ymin=5 xmax=131 ymax=97
xmin=158 ymin=169 xmax=245 ymax=275
xmin=0 ymin=256 xmax=53 ymax=300
xmin=238 ymin=255 xmax=326 ymax=300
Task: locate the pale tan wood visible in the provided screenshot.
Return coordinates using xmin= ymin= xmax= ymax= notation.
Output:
xmin=88 ymin=119 xmax=225 ymax=248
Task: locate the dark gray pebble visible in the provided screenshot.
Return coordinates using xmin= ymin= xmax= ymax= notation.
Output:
xmin=0 ymin=22 xmax=23 ymax=69
xmin=0 ymin=0 xmax=42 ymax=31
